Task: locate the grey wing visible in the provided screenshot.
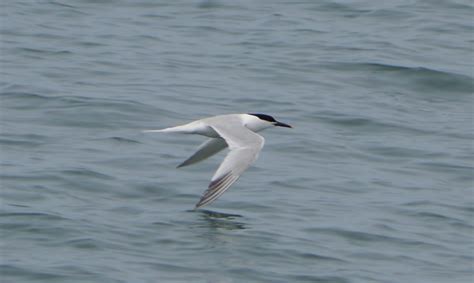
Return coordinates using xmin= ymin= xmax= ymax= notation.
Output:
xmin=194 ymin=124 xmax=264 ymax=209
xmin=177 ymin=138 xmax=227 ymax=168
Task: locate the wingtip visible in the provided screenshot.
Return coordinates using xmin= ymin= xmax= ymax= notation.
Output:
xmin=176 ymin=161 xmax=189 ymax=168
xmin=193 ymin=172 xmax=235 ymax=209
xmin=194 ymin=201 xmax=205 ymax=210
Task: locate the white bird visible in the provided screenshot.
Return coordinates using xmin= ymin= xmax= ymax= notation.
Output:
xmin=144 ymin=113 xmax=292 ymax=209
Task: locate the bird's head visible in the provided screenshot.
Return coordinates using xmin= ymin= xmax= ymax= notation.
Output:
xmin=244 ymin=113 xmax=292 ymax=132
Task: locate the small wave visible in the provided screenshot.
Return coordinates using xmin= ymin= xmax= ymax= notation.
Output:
xmin=60 ymin=168 xmax=115 ymax=180
xmin=314 ymin=110 xmax=436 ymax=136
xmin=0 ymin=264 xmax=68 ymax=281
xmin=0 ymin=211 xmax=66 ymax=221
xmin=294 ymin=251 xmax=346 ymax=263
xmin=64 ymin=237 xmax=103 ymax=250
xmin=1 ymin=91 xmax=147 ymax=111
xmin=106 ymin=136 xmax=141 ymax=143
xmin=232 ymin=97 xmax=292 ymax=107
xmin=399 ymin=202 xmax=472 ymax=228
xmin=305 ymin=227 xmax=443 ymax=249
xmin=17 ymin=47 xmax=72 ymax=56
xmin=327 ymin=62 xmax=473 ymax=94
xmin=1 ymin=173 xmax=63 ymax=183
xmin=289 ymin=274 xmax=350 ymax=283
xmin=364 ymin=145 xmax=438 ymax=158
xmin=415 ymin=161 xmax=473 ymax=174
xmin=0 ymin=133 xmax=52 ymax=149
xmin=0 ymin=138 xmax=44 ymax=148
xmin=1 ymin=92 xmax=51 ymax=109
xmin=2 ymin=91 xmax=168 ymax=129
xmin=312 ymin=2 xmax=372 ymax=15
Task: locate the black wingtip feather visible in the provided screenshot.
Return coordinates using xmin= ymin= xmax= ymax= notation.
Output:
xmin=195 ymin=172 xmax=233 ymax=209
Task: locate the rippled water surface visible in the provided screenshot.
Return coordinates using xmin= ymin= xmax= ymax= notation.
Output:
xmin=1 ymin=1 xmax=473 ymax=282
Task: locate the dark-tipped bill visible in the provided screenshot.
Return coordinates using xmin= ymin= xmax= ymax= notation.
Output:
xmin=274 ymin=121 xmax=292 ymax=128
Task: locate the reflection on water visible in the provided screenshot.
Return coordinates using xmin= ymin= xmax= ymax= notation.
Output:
xmin=194 ymin=209 xmax=247 ymax=230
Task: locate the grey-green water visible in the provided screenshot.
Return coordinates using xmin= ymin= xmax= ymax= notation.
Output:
xmin=1 ymin=1 xmax=473 ymax=282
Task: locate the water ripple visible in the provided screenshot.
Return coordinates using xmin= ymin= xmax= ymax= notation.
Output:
xmin=1 ymin=1 xmax=472 ymax=282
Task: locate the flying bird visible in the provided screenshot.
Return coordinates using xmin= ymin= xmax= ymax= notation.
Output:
xmin=144 ymin=113 xmax=292 ymax=209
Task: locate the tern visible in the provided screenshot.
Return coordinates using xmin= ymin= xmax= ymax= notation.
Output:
xmin=144 ymin=113 xmax=292 ymax=209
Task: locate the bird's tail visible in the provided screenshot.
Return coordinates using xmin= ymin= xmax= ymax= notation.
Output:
xmin=142 ymin=123 xmax=195 ymax=134
xmin=142 ymin=128 xmax=170 ymax=133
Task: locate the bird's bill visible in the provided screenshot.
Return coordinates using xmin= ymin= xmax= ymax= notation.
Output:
xmin=274 ymin=121 xmax=292 ymax=128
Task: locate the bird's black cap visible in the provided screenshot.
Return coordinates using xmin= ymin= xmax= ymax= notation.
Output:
xmin=248 ymin=113 xmax=277 ymax=123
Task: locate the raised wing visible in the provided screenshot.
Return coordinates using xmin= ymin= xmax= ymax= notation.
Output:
xmin=177 ymin=138 xmax=227 ymax=168
xmin=195 ymin=123 xmax=264 ymax=208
